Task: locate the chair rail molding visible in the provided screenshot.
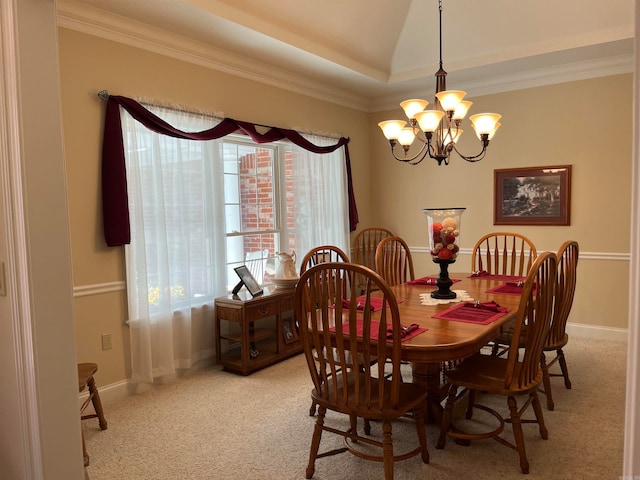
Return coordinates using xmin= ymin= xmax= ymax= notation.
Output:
xmin=410 ymin=246 xmax=630 ymax=262
xmin=73 ymin=281 xmax=126 ymax=297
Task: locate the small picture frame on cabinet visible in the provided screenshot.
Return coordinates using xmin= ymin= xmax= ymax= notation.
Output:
xmin=282 ymin=319 xmax=297 ymax=344
xmin=233 ymin=265 xmax=263 ymax=297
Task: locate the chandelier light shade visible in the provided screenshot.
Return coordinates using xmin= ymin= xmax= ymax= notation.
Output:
xmin=379 ymin=0 xmax=502 ymax=166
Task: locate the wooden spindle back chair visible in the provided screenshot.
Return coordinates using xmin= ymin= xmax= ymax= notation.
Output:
xmin=539 ymin=240 xmax=579 ymax=410
xmin=353 ymin=227 xmax=394 ymax=292
xmin=299 ymin=245 xmax=350 ymax=415
xmin=375 ymin=236 xmax=415 ymax=287
xmin=437 ymin=251 xmax=557 ymax=474
xmin=295 ymin=262 xmax=429 ymax=479
xmin=299 ymin=245 xmax=350 ymax=275
xmin=471 ymin=232 xmax=537 ymax=277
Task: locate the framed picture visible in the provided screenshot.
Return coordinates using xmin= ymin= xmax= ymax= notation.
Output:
xmin=282 ymin=319 xmax=298 ymax=344
xmin=494 ymin=165 xmax=572 ymax=226
xmin=233 ymin=265 xmax=263 ymax=297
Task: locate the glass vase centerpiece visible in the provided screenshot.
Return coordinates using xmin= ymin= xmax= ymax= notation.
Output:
xmin=423 ymin=208 xmax=466 ymax=299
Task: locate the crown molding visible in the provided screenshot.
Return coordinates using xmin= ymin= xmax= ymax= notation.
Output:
xmin=56 ymin=1 xmax=372 ymax=111
xmin=371 ymin=52 xmax=633 ymax=112
xmin=57 ymin=1 xmax=633 ymax=114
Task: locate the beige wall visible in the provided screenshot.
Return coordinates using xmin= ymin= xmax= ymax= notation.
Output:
xmin=370 ymin=74 xmax=632 ymax=331
xmin=59 ymin=26 xmax=631 ymax=388
xmin=58 ymin=28 xmax=372 ymax=386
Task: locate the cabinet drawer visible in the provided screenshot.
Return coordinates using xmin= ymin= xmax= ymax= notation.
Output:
xmin=216 ymin=305 xmax=243 ymax=322
xmin=246 ymin=302 xmax=278 ymax=320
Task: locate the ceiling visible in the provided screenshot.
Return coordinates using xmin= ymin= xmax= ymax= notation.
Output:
xmin=57 ymin=0 xmax=634 ymax=111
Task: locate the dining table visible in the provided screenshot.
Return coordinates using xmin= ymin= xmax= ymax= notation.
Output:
xmin=383 ymin=271 xmax=526 ymax=423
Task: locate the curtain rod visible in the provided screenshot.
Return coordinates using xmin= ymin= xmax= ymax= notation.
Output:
xmin=96 ymin=90 xmax=343 ymax=139
xmin=97 ymin=90 xmax=223 ymax=119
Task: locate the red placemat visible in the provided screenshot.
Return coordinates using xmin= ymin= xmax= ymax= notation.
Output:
xmin=341 ymin=296 xmax=384 ymax=312
xmin=486 ymin=282 xmax=525 ymax=295
xmin=432 ymin=301 xmax=509 ymax=324
xmin=468 ymin=271 xmax=526 ymax=282
xmin=337 ymin=296 xmax=403 ymax=312
xmin=330 ymin=319 xmax=427 ymax=342
xmin=407 ymin=276 xmax=461 ymax=286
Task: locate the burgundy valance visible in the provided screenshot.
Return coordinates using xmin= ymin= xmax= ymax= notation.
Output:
xmin=101 ymin=95 xmax=359 ymax=246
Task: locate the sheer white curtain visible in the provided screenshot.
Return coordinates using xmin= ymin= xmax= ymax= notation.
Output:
xmin=122 ymin=106 xmax=227 ymax=383
xmin=288 ymin=133 xmax=350 ymax=258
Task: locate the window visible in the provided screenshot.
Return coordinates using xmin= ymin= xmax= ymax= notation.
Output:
xmin=116 ymin=100 xmax=351 ymax=382
xmin=223 ymin=140 xmax=282 ymax=289
xmin=122 ymin=105 xmax=350 ymax=312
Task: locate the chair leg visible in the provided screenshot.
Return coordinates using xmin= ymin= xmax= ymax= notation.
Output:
xmin=540 ymin=352 xmax=555 ymax=411
xmin=557 ymin=348 xmax=572 ymax=389
xmin=465 ymin=389 xmax=476 ymax=419
xmin=364 ymin=417 xmax=371 ymax=436
xmin=507 ymin=396 xmax=529 ymax=474
xmin=413 ymin=404 xmax=430 ymax=464
xmin=81 ymin=428 xmax=89 ymax=467
xmin=306 ymin=406 xmax=325 ymax=479
xmin=87 ymin=377 xmax=108 ymax=430
xmin=437 ymin=384 xmax=457 ymax=449
xmin=531 ymin=391 xmax=548 ymax=440
xmin=382 ymin=420 xmax=394 ymax=480
xmin=309 ymin=400 xmax=317 ymax=416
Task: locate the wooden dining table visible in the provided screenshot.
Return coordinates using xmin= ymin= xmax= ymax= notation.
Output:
xmin=385 ymin=272 xmax=525 ymax=422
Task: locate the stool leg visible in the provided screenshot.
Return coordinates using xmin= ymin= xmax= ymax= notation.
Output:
xmin=82 ymin=428 xmax=89 ymax=466
xmin=87 ymin=377 xmax=108 ymax=430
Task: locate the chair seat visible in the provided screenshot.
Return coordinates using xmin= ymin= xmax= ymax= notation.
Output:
xmin=545 ymin=333 xmax=569 ymax=352
xmin=312 ymin=372 xmax=427 ymax=420
xmin=78 ymin=363 xmax=98 ymax=392
xmin=445 ymin=353 xmax=543 ymax=397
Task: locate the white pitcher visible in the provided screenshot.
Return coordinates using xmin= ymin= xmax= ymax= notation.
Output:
xmin=275 ymin=251 xmax=297 ymax=278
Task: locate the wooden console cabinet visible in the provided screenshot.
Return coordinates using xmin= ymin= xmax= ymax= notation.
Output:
xmin=214 ymin=287 xmax=302 ymax=375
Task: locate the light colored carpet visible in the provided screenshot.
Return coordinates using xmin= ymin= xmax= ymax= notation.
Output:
xmin=84 ymin=337 xmax=626 ymax=479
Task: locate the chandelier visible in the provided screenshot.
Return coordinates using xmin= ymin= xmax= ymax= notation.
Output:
xmin=378 ymin=0 xmax=501 ymax=166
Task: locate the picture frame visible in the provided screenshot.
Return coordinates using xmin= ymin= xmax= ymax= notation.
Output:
xmin=494 ymin=165 xmax=571 ymax=226
xmin=281 ymin=319 xmax=298 ymax=344
xmin=233 ymin=265 xmax=263 ymax=297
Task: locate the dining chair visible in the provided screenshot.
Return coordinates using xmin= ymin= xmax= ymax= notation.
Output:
xmin=375 ymin=235 xmax=415 ymax=287
xmin=299 ymin=245 xmax=350 ymax=416
xmin=299 ymin=245 xmax=350 ymax=276
xmin=353 ymin=227 xmax=394 ymax=292
xmin=436 ymin=251 xmax=557 ymax=474
xmin=539 ymin=240 xmax=579 ymax=410
xmin=471 ymin=232 xmax=537 ymax=277
xmin=295 ymin=262 xmax=429 ymax=480
xmin=78 ymin=362 xmax=108 ymax=466
xmin=489 ymin=240 xmax=579 ymax=410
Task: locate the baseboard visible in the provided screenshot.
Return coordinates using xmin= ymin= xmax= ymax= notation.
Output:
xmin=566 ymin=322 xmax=628 ymax=341
xmin=79 ymin=357 xmax=217 ymax=413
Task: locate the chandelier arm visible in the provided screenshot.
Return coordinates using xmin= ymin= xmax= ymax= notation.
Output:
xmin=387 ymin=141 xmax=431 ymax=164
xmin=449 ymin=140 xmax=490 ymax=163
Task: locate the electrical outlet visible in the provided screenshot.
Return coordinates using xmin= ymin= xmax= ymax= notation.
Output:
xmin=101 ymin=333 xmax=113 ymax=351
